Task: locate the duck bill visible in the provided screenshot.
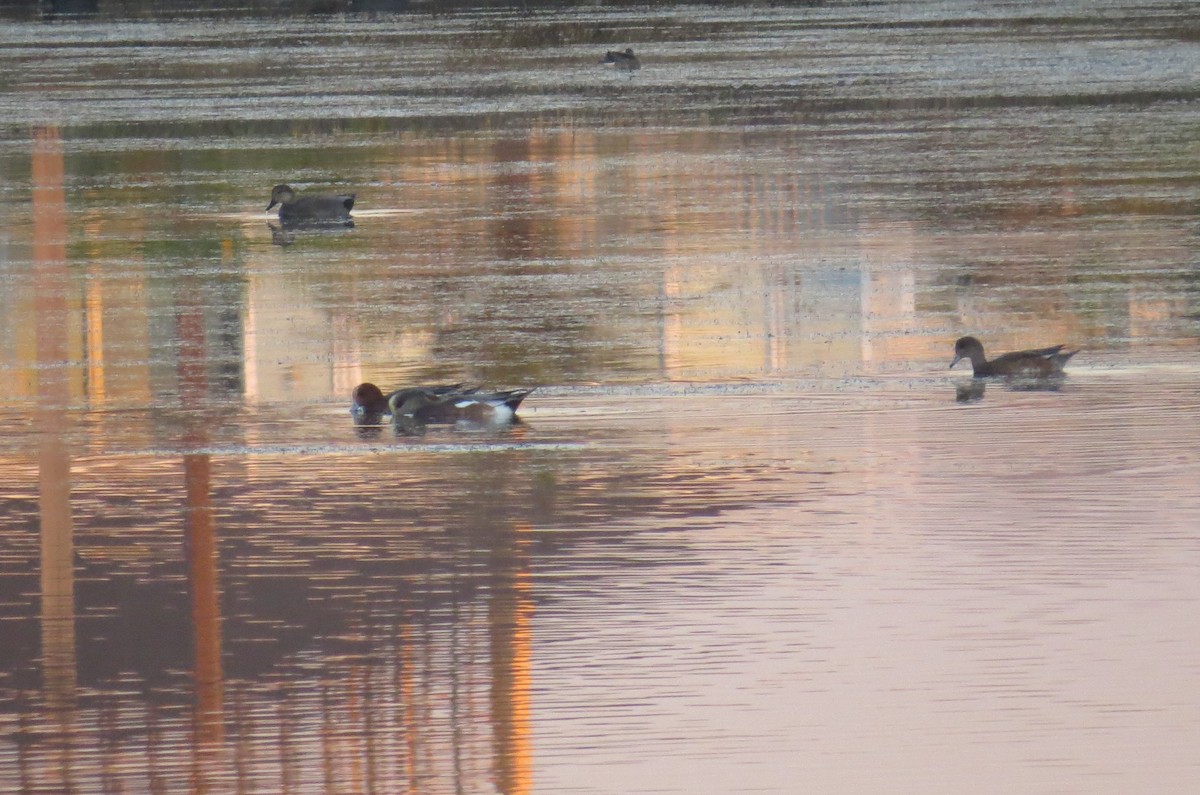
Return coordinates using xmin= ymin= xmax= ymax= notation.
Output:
xmin=266 ymin=199 xmax=278 ymax=212
xmin=949 ymin=354 xmax=963 ymax=369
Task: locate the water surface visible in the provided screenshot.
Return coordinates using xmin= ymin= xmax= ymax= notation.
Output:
xmin=1 ymin=2 xmax=1199 ymax=793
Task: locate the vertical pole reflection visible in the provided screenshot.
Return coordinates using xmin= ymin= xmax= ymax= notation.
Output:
xmin=33 ymin=127 xmax=78 ymax=752
xmin=489 ymin=522 xmax=534 ymax=795
xmin=185 ymin=453 xmax=223 ymax=734
xmin=176 ymin=267 xmax=226 ymax=788
xmin=661 ymin=263 xmax=683 ymax=378
xmin=397 ymin=621 xmax=417 ymax=791
xmin=84 ymin=277 xmax=106 ymax=405
xmin=490 ymin=138 xmax=536 ymax=262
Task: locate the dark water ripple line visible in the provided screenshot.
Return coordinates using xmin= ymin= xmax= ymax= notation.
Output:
xmin=137 ymin=441 xmax=589 ymax=456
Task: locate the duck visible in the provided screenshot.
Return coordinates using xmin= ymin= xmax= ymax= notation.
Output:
xmin=950 ymin=336 xmax=1078 ymax=378
xmin=600 ymin=48 xmax=641 ymax=71
xmin=351 ymin=382 xmax=472 ymax=417
xmin=389 ymin=387 xmax=536 ymax=425
xmin=266 ymin=184 xmax=355 ymax=225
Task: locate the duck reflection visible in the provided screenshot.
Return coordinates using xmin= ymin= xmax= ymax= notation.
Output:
xmin=392 ymin=414 xmax=428 ymax=436
xmin=954 ymin=374 xmax=1067 ymax=402
xmin=268 ymin=219 xmax=357 ymax=247
xmin=1007 ymin=374 xmax=1067 ymax=392
xmin=955 ymin=380 xmax=987 ymax=403
xmin=352 ymin=411 xmax=388 ymax=437
xmin=268 ymin=221 xmax=295 ymax=247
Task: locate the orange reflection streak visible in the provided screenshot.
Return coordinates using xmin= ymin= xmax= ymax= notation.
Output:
xmin=280 ymin=692 xmax=299 ymax=794
xmin=662 ymin=263 xmax=684 ymax=376
xmin=320 ymin=685 xmax=335 ymax=794
xmin=185 ymin=453 xmax=223 ymax=727
xmin=344 ymin=661 xmax=367 ymax=795
xmin=33 ymin=125 xmax=78 ymax=791
xmin=176 ymin=263 xmax=226 ymax=789
xmin=399 ymin=621 xmax=417 ymax=792
xmin=85 ymin=277 xmax=106 ymax=406
xmin=231 ymin=690 xmax=252 ymax=792
xmin=361 ymin=659 xmax=379 ymax=795
xmin=490 ymin=521 xmax=534 ymax=795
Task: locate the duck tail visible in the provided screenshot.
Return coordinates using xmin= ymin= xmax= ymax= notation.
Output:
xmin=1056 ymin=349 xmax=1080 ymax=366
xmin=503 ymin=387 xmax=537 ymax=411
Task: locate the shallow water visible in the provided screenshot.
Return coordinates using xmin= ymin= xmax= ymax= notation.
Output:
xmin=1 ymin=1 xmax=1199 ymax=792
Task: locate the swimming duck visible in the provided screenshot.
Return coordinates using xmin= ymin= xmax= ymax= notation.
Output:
xmin=389 ymin=387 xmax=536 ymax=425
xmin=950 ymin=336 xmax=1078 ymax=378
xmin=266 ymin=184 xmax=355 ymax=225
xmin=600 ymin=48 xmax=641 ymax=71
xmin=351 ymin=382 xmax=471 ymax=417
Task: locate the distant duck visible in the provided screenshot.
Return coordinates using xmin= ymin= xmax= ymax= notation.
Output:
xmin=389 ymin=387 xmax=536 ymax=425
xmin=600 ymin=47 xmax=641 ymax=71
xmin=351 ymin=382 xmax=472 ymax=417
xmin=950 ymin=336 xmax=1078 ymax=378
xmin=266 ymin=183 xmax=355 ymax=225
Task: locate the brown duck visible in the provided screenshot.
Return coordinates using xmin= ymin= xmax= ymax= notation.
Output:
xmin=950 ymin=336 xmax=1078 ymax=378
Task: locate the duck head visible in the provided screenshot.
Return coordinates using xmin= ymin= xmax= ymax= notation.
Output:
xmin=351 ymin=382 xmax=388 ymax=414
xmin=950 ymin=336 xmax=985 ymax=369
xmin=266 ymin=184 xmax=296 ymax=212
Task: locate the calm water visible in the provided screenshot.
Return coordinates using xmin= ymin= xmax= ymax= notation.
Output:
xmin=2 ymin=1 xmax=1199 ymax=792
